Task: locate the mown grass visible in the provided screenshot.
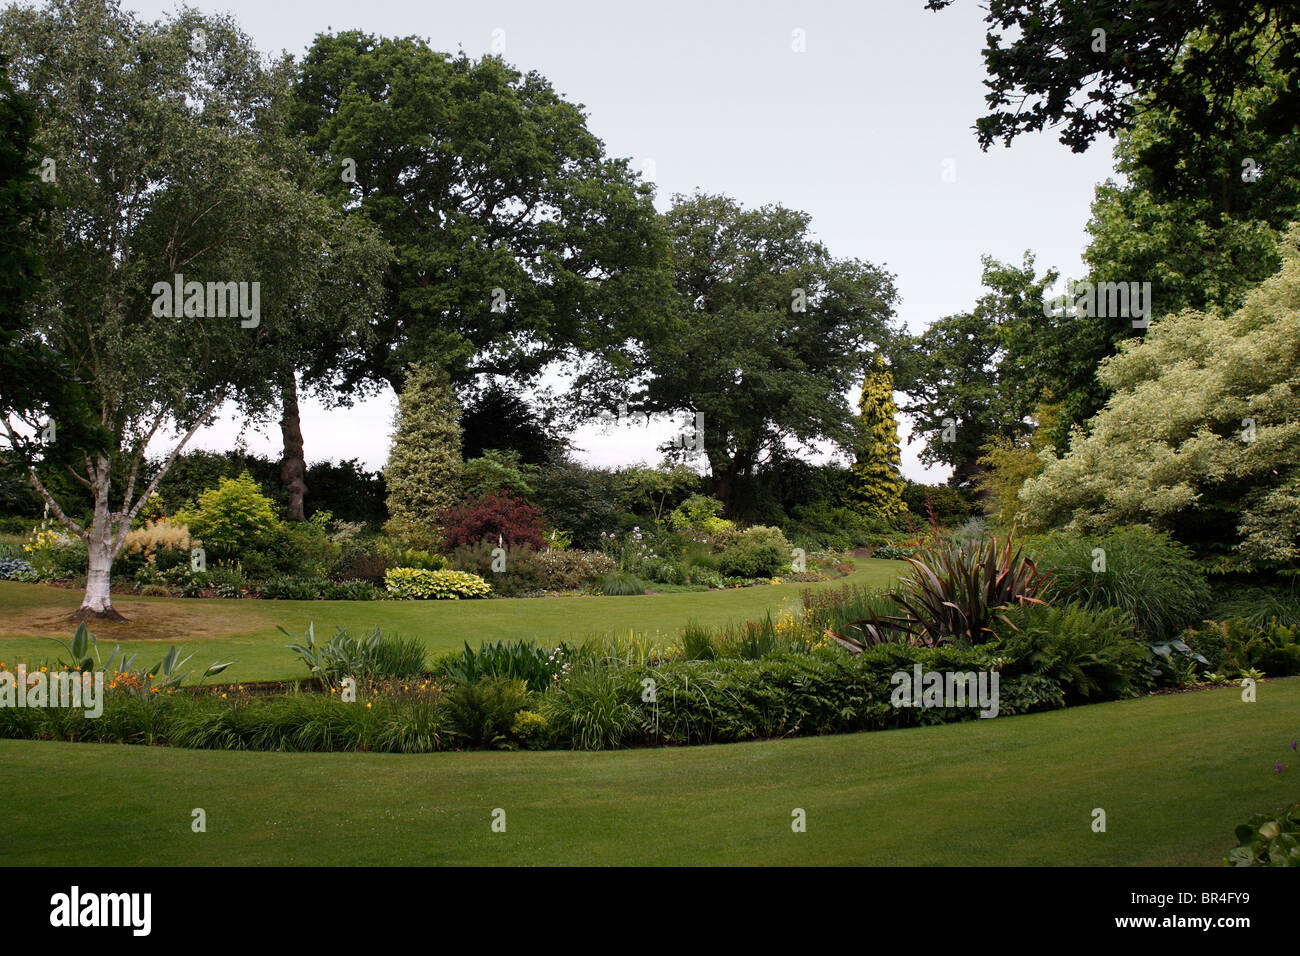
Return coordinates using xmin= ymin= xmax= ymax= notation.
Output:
xmin=0 ymin=558 xmax=901 ymax=682
xmin=1 ymin=677 xmax=1295 ymax=865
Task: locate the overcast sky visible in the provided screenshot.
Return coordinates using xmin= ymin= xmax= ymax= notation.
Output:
xmin=122 ymin=0 xmax=1119 ymax=481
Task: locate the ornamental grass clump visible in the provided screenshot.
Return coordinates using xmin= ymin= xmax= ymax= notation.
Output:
xmin=1028 ymin=526 xmax=1210 ymax=639
xmin=434 ymin=639 xmax=559 ymax=692
xmin=842 ymin=534 xmax=1051 ymax=649
xmin=281 ymin=622 xmax=427 ymax=682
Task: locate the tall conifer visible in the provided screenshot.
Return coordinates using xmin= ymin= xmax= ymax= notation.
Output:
xmin=851 ymin=354 xmax=907 ymax=521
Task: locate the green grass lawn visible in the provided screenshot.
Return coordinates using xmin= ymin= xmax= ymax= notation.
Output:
xmin=0 ymin=559 xmax=900 ymax=682
xmin=2 ymin=676 xmax=1295 ymax=865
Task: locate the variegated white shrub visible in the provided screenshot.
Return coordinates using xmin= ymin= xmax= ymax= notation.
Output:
xmin=1019 ymin=226 xmax=1300 ymax=564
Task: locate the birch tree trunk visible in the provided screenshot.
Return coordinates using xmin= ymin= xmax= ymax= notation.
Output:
xmin=74 ymin=454 xmax=126 ymax=622
xmin=11 ymin=396 xmax=226 ymax=623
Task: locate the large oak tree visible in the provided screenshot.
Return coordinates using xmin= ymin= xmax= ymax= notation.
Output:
xmin=289 ymin=31 xmax=670 ymax=402
xmin=638 ymin=192 xmax=900 ymax=514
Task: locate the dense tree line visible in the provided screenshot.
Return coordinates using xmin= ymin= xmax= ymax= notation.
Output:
xmin=6 ymin=0 xmax=1300 ymax=614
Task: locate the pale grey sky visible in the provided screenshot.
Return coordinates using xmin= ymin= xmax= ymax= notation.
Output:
xmin=124 ymin=0 xmax=1119 ymax=481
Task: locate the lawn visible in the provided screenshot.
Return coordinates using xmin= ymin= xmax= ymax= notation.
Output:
xmin=0 ymin=558 xmax=901 ymax=682
xmin=1 ymin=676 xmax=1295 ymax=865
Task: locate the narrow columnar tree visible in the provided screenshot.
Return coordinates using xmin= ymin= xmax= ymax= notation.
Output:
xmin=383 ymin=363 xmax=463 ymax=547
xmin=850 ymin=354 xmax=907 ymax=522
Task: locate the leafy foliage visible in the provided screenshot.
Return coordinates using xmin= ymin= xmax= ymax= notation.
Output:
xmin=438 ymin=493 xmax=545 ymax=550
xmin=851 ymin=534 xmax=1050 ymax=648
xmin=528 ymin=458 xmax=629 ymax=551
xmin=534 ymin=550 xmax=616 ymax=591
xmin=383 ymin=567 xmax=491 ymax=600
xmin=717 ymin=526 xmax=791 ymax=578
xmin=46 ymin=623 xmax=234 ymax=691
xmin=636 ymin=191 xmax=900 ymax=512
xmin=0 ymin=556 xmax=34 ymax=579
xmin=540 ymin=663 xmax=642 ymax=751
xmin=0 ymin=1 xmax=385 ymax=616
xmin=850 ymin=354 xmax=907 ymax=520
xmin=1026 ymin=28 xmax=1300 ymax=444
xmin=444 ymin=677 xmax=532 ymax=748
xmin=148 ymin=450 xmax=386 ymax=526
xmin=928 ymin=0 xmax=1300 ymax=154
xmin=120 ymin=519 xmax=198 ymax=573
xmin=1183 ymin=618 xmax=1300 ymax=678
xmin=600 ymin=573 xmax=646 ymax=596
xmin=666 ymin=494 xmax=734 ymax=540
xmin=460 ymin=449 xmax=534 ymax=500
xmin=510 ymin=710 xmax=551 ymax=749
xmin=1226 ymin=804 xmax=1300 ymax=867
xmin=257 ymin=576 xmax=331 ymax=601
xmin=995 ymin=602 xmax=1148 ymax=703
xmin=0 ymin=49 xmax=93 ymax=444
xmin=900 ymin=483 xmax=976 ymax=526
xmin=280 ymin=622 xmax=426 ymax=682
xmin=1026 ymin=527 xmax=1211 ymax=639
xmin=460 ymin=385 xmax=566 ymax=468
xmin=1019 ymin=228 xmax=1300 ymax=569
xmin=460 ymin=383 xmax=565 ymax=465
xmin=896 ymin=254 xmax=1058 ymax=487
xmin=976 ymin=403 xmax=1061 ymax=528
xmin=383 ymin=362 xmax=462 ymax=548
xmin=435 ymin=640 xmax=559 ymax=693
xmin=175 ymin=473 xmax=277 ymax=560
xmin=291 ymin=30 xmax=669 ymax=397
xmin=1207 ymin=584 xmax=1300 ymax=631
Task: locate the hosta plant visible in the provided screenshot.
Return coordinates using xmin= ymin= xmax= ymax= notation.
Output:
xmin=385 ymin=567 xmax=492 ymax=600
xmin=0 ymin=557 xmax=35 ymax=580
xmin=1225 ymin=805 xmax=1300 ymax=867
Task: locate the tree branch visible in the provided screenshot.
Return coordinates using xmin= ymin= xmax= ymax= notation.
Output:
xmin=111 ymin=393 xmax=226 ymax=557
